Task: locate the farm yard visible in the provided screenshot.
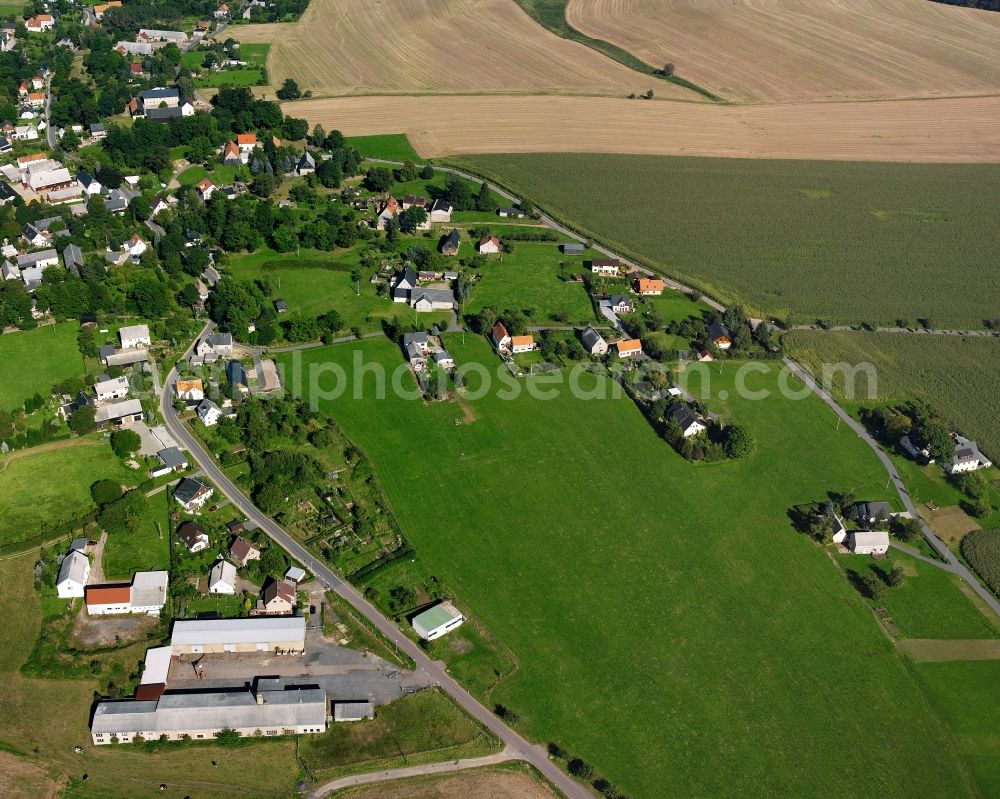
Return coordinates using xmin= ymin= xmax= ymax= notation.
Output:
xmin=565 ymin=0 xmax=1000 ymax=103
xmin=452 ymin=153 xmax=1000 ymax=327
xmin=784 ymin=332 xmax=1000 ymax=463
xmin=0 ymin=553 xmax=303 ymax=799
xmin=280 ymin=335 xmax=978 ymax=799
xmin=0 ymin=323 xmax=85 ymax=411
xmin=282 ymin=94 xmax=1000 ymax=162
xmin=226 ymin=0 xmax=673 ymax=98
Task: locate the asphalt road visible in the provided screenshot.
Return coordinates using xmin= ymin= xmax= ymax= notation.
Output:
xmin=158 ymin=325 xmax=594 ymax=799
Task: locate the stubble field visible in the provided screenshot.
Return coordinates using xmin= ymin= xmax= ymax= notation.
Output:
xmin=282 ymin=94 xmax=1000 ymax=162
xmin=566 ymin=0 xmax=1000 ymax=103
xmin=227 ymin=0 xmax=675 ymax=98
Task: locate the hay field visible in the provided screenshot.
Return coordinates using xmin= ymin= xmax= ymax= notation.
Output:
xmin=566 ymin=0 xmax=1000 ymax=103
xmin=227 ymin=0 xmax=684 ymax=98
xmin=281 ymin=94 xmax=1000 ymax=162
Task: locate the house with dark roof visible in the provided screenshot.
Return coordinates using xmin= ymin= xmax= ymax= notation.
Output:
xmin=259 ymin=579 xmax=296 ymax=615
xmin=666 ymin=403 xmax=707 ymax=438
xmin=230 ymin=535 xmax=261 ymax=567
xmin=579 ymin=325 xmax=608 ymax=356
xmin=851 ymin=501 xmax=892 ymax=530
xmin=440 ymin=228 xmax=461 ymax=256
xmin=174 ymin=479 xmax=214 ymax=513
xmin=176 ymin=520 xmax=209 ymax=552
xmin=707 ymin=322 xmax=733 ymax=350
xmin=392 ymin=266 xmax=417 ymax=303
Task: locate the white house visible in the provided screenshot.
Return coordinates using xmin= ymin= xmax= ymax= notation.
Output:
xmin=579 ymin=326 xmax=608 ymax=356
xmin=94 ymin=376 xmax=130 ymax=402
xmin=510 ymin=335 xmax=535 ymax=354
xmin=846 ymin=530 xmax=890 ymax=556
xmin=590 ymin=258 xmax=620 ymax=276
xmin=411 ymin=600 xmax=464 ymax=641
xmin=122 ymin=234 xmax=148 ymax=263
xmin=614 ymin=339 xmax=643 ymax=359
xmin=174 ymin=479 xmax=214 ymax=513
xmin=209 ymin=560 xmax=237 ymax=594
xmin=174 ymin=378 xmax=204 ymax=403
xmin=119 ymin=324 xmax=151 ymax=349
xmin=56 ymin=548 xmax=91 ymax=598
xmin=427 ymin=199 xmax=452 ymax=223
xmin=667 ymin=403 xmax=707 ymax=438
xmin=946 ymin=438 xmax=993 ymax=474
xmin=830 ymin=513 xmax=848 ymax=544
xmin=26 ymin=15 xmax=55 ymax=33
xmin=197 ymin=398 xmax=223 ymax=427
xmin=492 ymin=322 xmax=511 ymax=351
xmin=477 ymin=235 xmax=501 ymax=255
xmin=85 ymin=571 xmax=168 ymax=616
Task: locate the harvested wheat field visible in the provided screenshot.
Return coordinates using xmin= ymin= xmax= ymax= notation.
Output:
xmin=567 ymin=0 xmax=1000 ymax=103
xmin=282 ymin=94 xmax=1000 ymax=162
xmin=228 ymin=0 xmax=688 ymax=98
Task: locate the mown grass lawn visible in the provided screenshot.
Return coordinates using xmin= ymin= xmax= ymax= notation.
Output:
xmin=913 ymin=660 xmax=1000 ymax=798
xmin=280 ymin=336 xmax=976 ymax=799
xmin=840 ymin=550 xmax=999 ymax=640
xmin=0 ymin=323 xmax=85 ymax=410
xmin=300 ymin=688 xmax=498 ymax=780
xmin=101 ymin=489 xmax=172 ymax=580
xmin=463 ymin=241 xmax=596 ymax=325
xmin=193 ymin=68 xmax=265 ymax=88
xmin=0 ymin=439 xmax=134 ymax=547
xmin=177 ymin=164 xmax=242 ymax=186
xmin=346 ymin=133 xmax=421 ymax=162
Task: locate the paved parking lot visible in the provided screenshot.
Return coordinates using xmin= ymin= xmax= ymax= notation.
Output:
xmin=167 ymin=630 xmax=432 ymax=704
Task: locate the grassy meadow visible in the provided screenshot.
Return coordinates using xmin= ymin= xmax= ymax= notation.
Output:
xmin=279 ymin=336 xmax=978 ymax=798
xmin=453 ymin=154 xmax=1000 ymax=328
xmin=463 ymin=241 xmax=596 ymax=324
xmin=785 ymin=331 xmax=1000 ymax=463
xmin=0 ymin=439 xmax=134 ymax=548
xmin=101 ymin=489 xmax=172 ymax=580
xmin=913 ymin=660 xmax=1000 ymax=798
xmin=0 ymin=323 xmax=85 ymax=410
xmin=228 ymin=248 xmax=451 ymax=332
xmin=346 ymin=134 xmax=421 ymax=162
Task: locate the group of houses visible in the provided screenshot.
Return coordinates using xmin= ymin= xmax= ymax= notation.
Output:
xmin=374 ymin=195 xmax=452 ymax=230
xmin=901 ymin=431 xmax=993 ymax=475
xmin=127 ymin=87 xmax=195 ymax=122
xmin=391 ymin=265 xmax=457 ymax=312
xmin=56 ymin=538 xmax=169 ymax=615
xmin=402 ymin=331 xmax=455 ymax=373
xmin=825 ymin=501 xmax=894 ymax=555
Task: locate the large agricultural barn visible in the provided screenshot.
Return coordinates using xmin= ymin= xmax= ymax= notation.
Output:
xmin=91 ymin=677 xmax=327 ymax=744
xmin=170 ymin=617 xmax=306 ymax=654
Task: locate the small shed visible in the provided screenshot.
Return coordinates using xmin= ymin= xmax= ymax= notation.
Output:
xmin=561 ymin=242 xmax=585 ymax=255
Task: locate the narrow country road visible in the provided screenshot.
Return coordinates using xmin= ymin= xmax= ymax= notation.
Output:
xmin=44 ymin=74 xmax=56 ymax=149
xmin=308 ymin=749 xmax=513 ymax=799
xmin=157 ymin=329 xmax=594 ymax=799
xmin=784 ymin=357 xmax=1000 ymax=617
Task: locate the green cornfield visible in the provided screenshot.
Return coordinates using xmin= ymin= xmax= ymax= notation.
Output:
xmin=785 ymin=330 xmax=1000 ymax=461
xmin=452 ymin=154 xmax=1000 ymax=327
xmin=961 ymin=529 xmax=1000 ymax=597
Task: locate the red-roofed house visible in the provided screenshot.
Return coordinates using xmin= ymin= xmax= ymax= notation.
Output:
xmin=477 ymin=235 xmax=501 ymax=255
xmin=491 ymin=322 xmax=511 ymax=351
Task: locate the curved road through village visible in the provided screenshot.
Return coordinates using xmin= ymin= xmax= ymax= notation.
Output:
xmin=157 ymin=328 xmax=594 ymax=799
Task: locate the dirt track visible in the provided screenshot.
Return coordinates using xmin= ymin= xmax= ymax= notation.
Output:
xmin=567 ymin=0 xmax=1000 ymax=103
xmin=282 ymin=94 xmax=1000 ymax=162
